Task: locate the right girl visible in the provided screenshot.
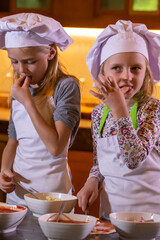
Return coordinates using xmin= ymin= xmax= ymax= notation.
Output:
xmin=77 ymin=20 xmax=160 ymax=219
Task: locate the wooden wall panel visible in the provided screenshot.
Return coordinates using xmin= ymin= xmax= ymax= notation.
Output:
xmin=0 ymin=0 xmax=160 ymax=29
xmin=68 ymin=150 xmax=100 ymax=218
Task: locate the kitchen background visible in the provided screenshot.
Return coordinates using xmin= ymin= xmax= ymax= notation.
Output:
xmin=0 ymin=0 xmax=160 ymax=217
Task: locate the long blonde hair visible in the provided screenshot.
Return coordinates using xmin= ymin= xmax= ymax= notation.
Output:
xmin=13 ymin=45 xmax=79 ymax=96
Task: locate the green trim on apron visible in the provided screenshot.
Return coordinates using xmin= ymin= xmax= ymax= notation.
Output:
xmin=98 ymin=102 xmax=138 ymax=134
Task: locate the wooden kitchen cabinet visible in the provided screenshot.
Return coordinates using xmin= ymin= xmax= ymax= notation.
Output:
xmin=0 ymin=0 xmax=160 ymax=29
xmin=68 ymin=150 xmax=100 ymax=218
xmin=0 ymin=134 xmax=7 ymax=202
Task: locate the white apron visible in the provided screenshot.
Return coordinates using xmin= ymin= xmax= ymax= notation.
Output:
xmin=97 ymin=135 xmax=160 ymax=219
xmin=7 ymin=96 xmax=72 ymax=206
xmin=97 ymin=103 xmax=160 ymax=219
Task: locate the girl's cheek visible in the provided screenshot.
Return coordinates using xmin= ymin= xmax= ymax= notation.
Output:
xmin=12 ymin=65 xmax=18 ymax=71
xmin=104 ymin=71 xmax=109 ymax=78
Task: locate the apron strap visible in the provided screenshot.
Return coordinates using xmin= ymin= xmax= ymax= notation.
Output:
xmin=98 ymin=102 xmax=138 ymax=134
xmin=130 ymin=101 xmax=138 ymax=130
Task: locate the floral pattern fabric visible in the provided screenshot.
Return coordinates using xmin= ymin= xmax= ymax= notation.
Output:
xmin=89 ymin=97 xmax=160 ymax=185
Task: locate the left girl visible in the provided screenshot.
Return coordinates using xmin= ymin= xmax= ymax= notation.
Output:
xmin=0 ymin=13 xmax=80 ymax=206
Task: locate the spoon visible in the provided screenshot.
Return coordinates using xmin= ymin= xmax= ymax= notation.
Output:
xmin=85 ymin=204 xmax=89 ymax=215
xmin=47 ymin=201 xmax=66 ymax=222
xmin=16 ymin=182 xmax=39 ymax=199
xmin=56 ymin=201 xmax=66 ymax=222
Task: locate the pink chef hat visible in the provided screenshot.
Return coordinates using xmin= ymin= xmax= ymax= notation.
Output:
xmin=0 ymin=13 xmax=73 ymax=51
xmin=86 ymin=20 xmax=160 ymax=83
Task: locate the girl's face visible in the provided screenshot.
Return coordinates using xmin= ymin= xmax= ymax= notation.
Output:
xmin=7 ymin=47 xmax=55 ymax=85
xmin=103 ymin=52 xmax=147 ymax=100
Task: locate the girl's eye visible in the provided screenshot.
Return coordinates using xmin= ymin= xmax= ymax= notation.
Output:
xmin=112 ymin=66 xmax=121 ymax=71
xmin=131 ymin=66 xmax=141 ymax=71
xmin=11 ymin=60 xmax=17 ymax=64
xmin=27 ymin=61 xmax=36 ymax=64
xmin=11 ymin=60 xmax=36 ymax=64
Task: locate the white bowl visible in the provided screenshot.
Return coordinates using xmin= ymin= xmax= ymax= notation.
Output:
xmin=110 ymin=212 xmax=160 ymax=240
xmin=24 ymin=192 xmax=77 ymax=217
xmin=38 ymin=213 xmax=97 ymax=240
xmin=0 ymin=203 xmax=27 ymax=233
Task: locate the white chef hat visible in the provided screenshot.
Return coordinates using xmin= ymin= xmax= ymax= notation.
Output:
xmin=100 ymin=32 xmax=148 ymax=65
xmin=87 ymin=20 xmax=160 ymax=83
xmin=0 ymin=13 xmax=73 ymax=51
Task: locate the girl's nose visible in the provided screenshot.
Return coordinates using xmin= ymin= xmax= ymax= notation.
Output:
xmin=18 ymin=63 xmax=27 ymax=74
xmin=121 ymin=68 xmax=132 ymax=80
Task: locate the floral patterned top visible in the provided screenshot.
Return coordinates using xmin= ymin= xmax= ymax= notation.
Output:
xmin=89 ymin=97 xmax=160 ymax=185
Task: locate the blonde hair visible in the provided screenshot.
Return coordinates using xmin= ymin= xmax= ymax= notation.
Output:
xmin=100 ymin=59 xmax=154 ymax=107
xmin=133 ymin=61 xmax=154 ymax=106
xmin=12 ymin=45 xmax=79 ymax=96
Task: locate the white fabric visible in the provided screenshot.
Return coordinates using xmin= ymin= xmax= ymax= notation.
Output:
xmin=7 ymin=96 xmax=72 ymax=206
xmin=5 ymin=31 xmax=51 ymax=48
xmin=87 ymin=20 xmax=160 ymax=83
xmin=97 ymin=135 xmax=160 ymax=218
xmin=0 ymin=13 xmax=73 ymax=50
xmin=100 ymin=32 xmax=149 ymax=65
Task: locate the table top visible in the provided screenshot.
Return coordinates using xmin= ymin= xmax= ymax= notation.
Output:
xmin=0 ymin=210 xmax=160 ymax=240
xmin=0 ymin=210 xmax=119 ymax=240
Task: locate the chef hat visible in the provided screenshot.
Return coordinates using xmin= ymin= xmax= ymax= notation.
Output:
xmin=0 ymin=13 xmax=73 ymax=51
xmin=87 ymin=20 xmax=160 ymax=83
xmin=100 ymin=32 xmax=148 ymax=65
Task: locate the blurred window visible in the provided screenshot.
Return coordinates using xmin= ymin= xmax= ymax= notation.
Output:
xmin=100 ymin=0 xmax=124 ymax=10
xmin=16 ymin=0 xmax=49 ymax=9
xmin=132 ymin=0 xmax=158 ymax=11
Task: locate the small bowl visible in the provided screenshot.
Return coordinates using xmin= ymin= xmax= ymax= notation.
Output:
xmin=24 ymin=192 xmax=77 ymax=217
xmin=0 ymin=203 xmax=27 ymax=233
xmin=110 ymin=212 xmax=160 ymax=240
xmin=38 ymin=213 xmax=97 ymax=240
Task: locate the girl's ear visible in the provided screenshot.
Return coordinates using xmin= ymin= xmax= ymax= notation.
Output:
xmin=48 ymin=47 xmax=56 ymax=60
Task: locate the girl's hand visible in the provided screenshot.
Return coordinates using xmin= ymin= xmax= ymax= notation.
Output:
xmin=10 ymin=76 xmax=32 ymax=107
xmin=90 ymin=74 xmax=129 ymax=119
xmin=77 ymin=177 xmax=99 ymax=213
xmin=0 ymin=170 xmax=16 ymax=193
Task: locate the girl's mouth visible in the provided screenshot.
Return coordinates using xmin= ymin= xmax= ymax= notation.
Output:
xmin=119 ymin=85 xmax=133 ymax=94
xmin=26 ymin=76 xmax=38 ymax=88
xmin=119 ymin=84 xmax=133 ymax=89
xmin=28 ymin=77 xmax=39 ymax=88
xmin=20 ymin=75 xmax=32 ymax=82
xmin=27 ymin=76 xmax=32 ymax=82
